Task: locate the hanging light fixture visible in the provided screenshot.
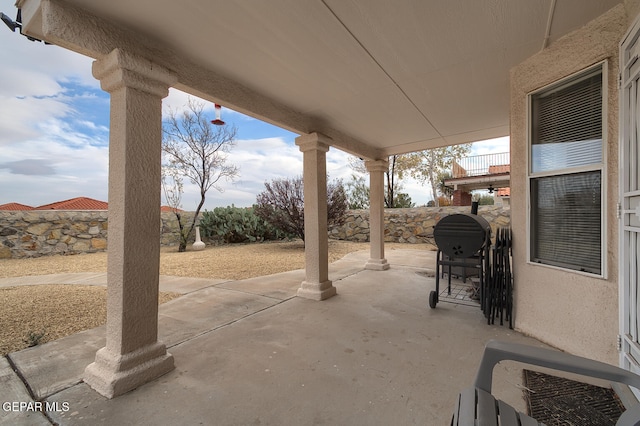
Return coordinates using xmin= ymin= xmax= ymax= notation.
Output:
xmin=211 ymin=104 xmax=225 ymax=126
xmin=488 ymin=184 xmax=495 ymax=194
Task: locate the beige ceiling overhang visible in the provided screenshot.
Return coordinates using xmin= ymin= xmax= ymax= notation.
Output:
xmin=17 ymin=0 xmax=622 ymax=159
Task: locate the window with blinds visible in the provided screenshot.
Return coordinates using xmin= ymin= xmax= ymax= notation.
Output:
xmin=529 ymin=64 xmax=604 ymax=275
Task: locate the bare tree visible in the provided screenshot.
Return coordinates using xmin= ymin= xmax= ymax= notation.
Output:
xmin=162 ymin=98 xmax=239 ymax=252
xmin=161 ymin=165 xmax=184 ymax=214
xmin=407 ymin=145 xmax=471 ymax=206
xmin=348 ymin=154 xmax=414 ymax=208
xmin=161 ymin=165 xmax=186 ymax=244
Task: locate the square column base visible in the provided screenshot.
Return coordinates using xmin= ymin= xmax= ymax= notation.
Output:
xmin=297 ymin=280 xmax=336 ymax=300
xmin=365 ymin=258 xmax=390 ymax=271
xmin=84 ymin=342 xmax=174 ymax=399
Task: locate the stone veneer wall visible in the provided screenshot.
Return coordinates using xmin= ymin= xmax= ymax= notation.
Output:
xmin=0 ymin=211 xmax=109 ymax=259
xmin=159 ymin=212 xmax=198 ymax=247
xmin=0 ymin=211 xmax=197 ymax=259
xmin=330 ymin=205 xmax=510 ymax=243
xmin=0 ymin=207 xmax=509 ymax=258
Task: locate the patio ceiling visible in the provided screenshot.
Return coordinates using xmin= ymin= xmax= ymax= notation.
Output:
xmin=19 ymin=0 xmax=621 ymax=159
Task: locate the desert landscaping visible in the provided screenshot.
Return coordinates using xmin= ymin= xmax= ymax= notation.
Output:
xmin=0 ymin=240 xmax=435 ymax=355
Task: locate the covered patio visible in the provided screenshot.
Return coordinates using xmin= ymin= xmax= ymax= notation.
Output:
xmin=9 ymin=0 xmax=636 ymax=411
xmin=3 ymin=249 xmax=548 ymax=425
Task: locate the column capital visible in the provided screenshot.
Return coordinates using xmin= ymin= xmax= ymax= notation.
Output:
xmin=365 ymin=159 xmax=389 ymax=173
xmin=92 ymin=48 xmax=177 ymax=97
xmin=295 ymin=132 xmax=331 ymax=153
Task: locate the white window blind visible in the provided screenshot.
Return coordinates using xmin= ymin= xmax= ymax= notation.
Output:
xmin=531 ymin=72 xmax=603 ymax=173
xmin=531 ymin=172 xmax=601 ymax=274
xmin=529 ymin=65 xmax=604 ymax=275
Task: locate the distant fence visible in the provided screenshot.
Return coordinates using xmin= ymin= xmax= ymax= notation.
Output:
xmin=0 ymin=207 xmax=510 ymax=258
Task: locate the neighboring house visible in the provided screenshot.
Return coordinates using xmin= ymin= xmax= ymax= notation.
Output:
xmin=33 ymin=196 xmax=108 ymax=210
xmin=444 ymin=153 xmax=511 ymax=206
xmin=0 ymin=202 xmax=34 ymax=210
xmin=12 ymin=0 xmax=640 ymax=399
xmin=495 ymin=188 xmax=510 ymax=206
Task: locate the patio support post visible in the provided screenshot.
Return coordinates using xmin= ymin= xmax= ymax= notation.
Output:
xmin=295 ymin=133 xmax=337 ymax=300
xmin=365 ymin=159 xmax=390 ymax=270
xmin=83 ymin=49 xmax=177 ymax=399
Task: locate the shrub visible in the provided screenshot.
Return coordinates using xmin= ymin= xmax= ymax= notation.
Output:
xmin=254 ymin=176 xmax=348 ymax=242
xmin=477 ymin=194 xmax=495 ymax=205
xmin=200 ymin=205 xmax=292 ymax=243
xmin=24 ymin=330 xmax=47 ymax=347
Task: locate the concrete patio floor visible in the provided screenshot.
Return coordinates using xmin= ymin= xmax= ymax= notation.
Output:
xmin=1 ymin=249 xmax=549 ymax=425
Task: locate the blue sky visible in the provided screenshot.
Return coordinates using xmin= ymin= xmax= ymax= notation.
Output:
xmin=0 ymin=1 xmax=508 ymax=209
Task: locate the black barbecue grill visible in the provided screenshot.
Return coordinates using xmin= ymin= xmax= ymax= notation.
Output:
xmin=430 ymin=213 xmax=491 ymax=308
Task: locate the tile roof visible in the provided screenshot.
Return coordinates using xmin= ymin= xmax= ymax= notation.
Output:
xmin=2 ymin=198 xmax=184 ymax=211
xmin=34 ymin=197 xmax=108 ymax=210
xmin=161 ymin=205 xmax=183 ymax=212
xmin=1 ymin=199 xmax=183 ymax=211
xmin=497 ymin=188 xmax=511 ymax=197
xmin=0 ymin=202 xmax=34 ymax=211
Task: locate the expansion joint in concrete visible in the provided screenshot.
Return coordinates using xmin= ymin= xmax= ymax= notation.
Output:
xmin=167 ymin=296 xmax=296 ymax=349
xmin=5 ymin=354 xmax=57 ymax=424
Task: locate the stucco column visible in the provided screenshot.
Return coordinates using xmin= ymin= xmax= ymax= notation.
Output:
xmin=365 ymin=159 xmax=390 ymax=270
xmin=84 ymin=49 xmax=177 ymax=398
xmin=295 ymin=133 xmax=336 ymax=300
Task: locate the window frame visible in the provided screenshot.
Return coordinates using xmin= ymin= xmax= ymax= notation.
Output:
xmin=526 ymin=61 xmax=608 ymax=278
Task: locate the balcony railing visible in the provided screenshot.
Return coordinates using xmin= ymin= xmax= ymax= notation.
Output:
xmin=452 ymin=152 xmax=510 ymax=179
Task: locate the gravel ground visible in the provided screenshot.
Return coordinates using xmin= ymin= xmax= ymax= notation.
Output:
xmin=0 ymin=240 xmax=435 ymax=355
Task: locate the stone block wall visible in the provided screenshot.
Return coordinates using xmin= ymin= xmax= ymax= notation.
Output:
xmin=329 ymin=205 xmax=510 ymax=243
xmin=160 ymin=212 xmax=198 ymax=247
xmin=0 ymin=211 xmax=109 ymax=259
xmin=0 ymin=207 xmax=509 ymax=258
xmin=0 ymin=211 xmax=198 ymax=259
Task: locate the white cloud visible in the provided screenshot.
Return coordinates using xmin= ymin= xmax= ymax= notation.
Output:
xmin=76 ymin=119 xmax=109 ymax=133
xmin=470 ymin=136 xmax=510 ymax=155
xmin=0 ymin=138 xmax=108 ymax=206
xmin=0 ymin=95 xmax=74 ymax=146
xmin=0 ymin=68 xmax=64 ymax=98
xmin=163 ymin=89 xmax=196 ymax=117
xmin=0 ymin=8 xmax=106 ymax=148
xmin=59 ymin=116 xmax=107 ymax=144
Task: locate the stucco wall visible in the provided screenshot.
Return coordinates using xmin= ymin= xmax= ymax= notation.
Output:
xmin=510 ymin=4 xmax=627 ymax=364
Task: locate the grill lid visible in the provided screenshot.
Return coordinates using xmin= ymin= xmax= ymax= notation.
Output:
xmin=433 ymin=213 xmax=491 ymax=258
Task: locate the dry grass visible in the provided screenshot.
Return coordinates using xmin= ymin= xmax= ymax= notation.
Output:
xmin=0 ymin=239 xmax=435 ymax=355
